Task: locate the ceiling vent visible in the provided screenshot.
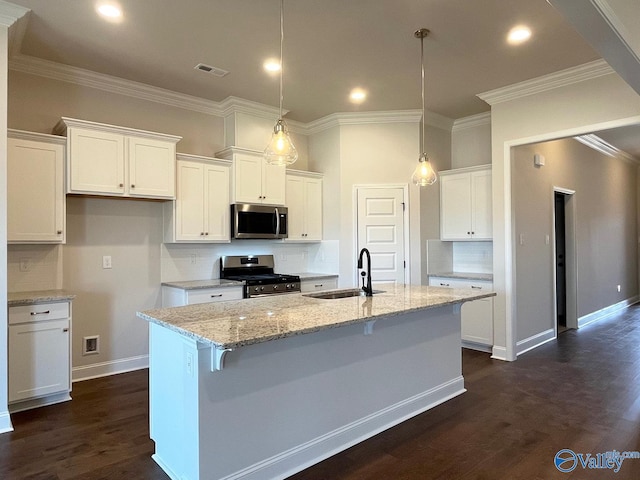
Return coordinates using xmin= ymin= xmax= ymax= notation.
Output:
xmin=194 ymin=63 xmax=229 ymax=77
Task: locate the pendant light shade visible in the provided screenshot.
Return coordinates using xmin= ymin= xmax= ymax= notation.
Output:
xmin=265 ymin=0 xmax=298 ymax=166
xmin=412 ymin=28 xmax=437 ymax=186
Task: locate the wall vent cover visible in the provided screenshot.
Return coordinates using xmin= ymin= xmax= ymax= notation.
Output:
xmin=194 ymin=63 xmax=229 ymax=77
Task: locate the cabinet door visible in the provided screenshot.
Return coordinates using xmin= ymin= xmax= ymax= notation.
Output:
xmin=175 ymin=161 xmax=206 ymax=241
xmin=440 ymin=173 xmax=472 ymax=240
xmin=262 ymin=162 xmax=286 ymax=205
xmin=8 ymin=139 xmax=65 ymax=243
xmin=470 ymin=170 xmax=492 ymax=239
xmin=128 ymin=137 xmax=176 ymax=198
xmin=68 ymin=128 xmax=125 ymax=195
xmin=233 ymin=154 xmax=264 ymax=203
xmin=304 ymin=177 xmax=323 ymax=240
xmin=9 ymin=318 xmax=70 ymax=402
xmin=285 ymin=175 xmax=305 ymax=240
xmin=204 ymin=163 xmax=230 ymax=241
xmin=461 ymin=297 xmax=493 ymax=345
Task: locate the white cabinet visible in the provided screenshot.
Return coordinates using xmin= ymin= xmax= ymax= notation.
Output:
xmin=164 ymin=154 xmax=231 ymax=243
xmin=440 ymin=165 xmax=492 ymax=240
xmin=8 ymin=301 xmax=72 ymax=411
xmin=54 ymin=117 xmax=181 ymax=199
xmin=429 ymin=276 xmax=493 ymax=349
xmin=286 ymin=171 xmax=323 ymax=241
xmin=8 ymin=131 xmax=66 ymax=243
xmin=300 ymin=277 xmax=338 ymax=293
xmin=162 ymin=285 xmax=244 ymax=307
xmin=217 ymin=147 xmax=286 ymax=205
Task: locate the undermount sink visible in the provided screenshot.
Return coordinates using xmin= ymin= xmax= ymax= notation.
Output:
xmin=303 ymin=288 xmax=385 ymax=300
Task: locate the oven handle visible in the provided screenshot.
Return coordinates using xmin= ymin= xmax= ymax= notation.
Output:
xmin=275 ymin=207 xmax=281 ymax=237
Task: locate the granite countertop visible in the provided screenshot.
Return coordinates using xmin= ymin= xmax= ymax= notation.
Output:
xmin=287 ymin=272 xmax=339 ymax=280
xmin=162 ymin=279 xmax=244 ymax=290
xmin=138 ymin=283 xmax=495 ymax=350
xmin=8 ymin=290 xmax=76 ymax=307
xmin=429 ymin=272 xmax=494 ymax=282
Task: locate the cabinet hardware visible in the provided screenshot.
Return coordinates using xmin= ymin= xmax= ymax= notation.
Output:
xmin=57 ymin=230 xmax=63 ymax=234
xmin=119 ymin=183 xmax=124 ymax=187
xmin=439 ymin=283 xmax=450 ymax=287
xmin=210 ymin=294 xmax=223 ymax=298
xmin=131 ymin=184 xmax=135 ymax=188
xmin=63 ymin=328 xmax=69 ymax=332
xmin=200 ymin=232 xmax=205 ymax=235
xmin=471 ymin=285 xmax=482 ymax=289
xmin=30 ymin=310 xmax=51 ymax=315
xmin=205 ymin=232 xmax=209 ymax=236
xmin=315 ymin=284 xmax=323 ymax=288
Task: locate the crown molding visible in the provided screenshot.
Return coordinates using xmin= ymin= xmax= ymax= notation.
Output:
xmin=452 ymin=112 xmax=491 ymax=132
xmin=219 ymin=96 xmax=285 ymax=120
xmin=306 ymin=109 xmax=453 ymax=135
xmin=0 ymin=1 xmax=29 ymax=28
xmin=574 ymin=133 xmax=640 ymax=165
xmin=477 ymin=59 xmax=614 ymax=106
xmin=8 ymin=128 xmax=65 ymax=145
xmin=9 ymin=53 xmax=226 ymax=116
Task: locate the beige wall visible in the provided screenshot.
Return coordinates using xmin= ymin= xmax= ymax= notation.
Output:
xmin=491 ymin=71 xmax=640 ymax=360
xmin=452 ymin=121 xmax=491 ymax=169
xmin=513 ymin=138 xmax=638 ymax=342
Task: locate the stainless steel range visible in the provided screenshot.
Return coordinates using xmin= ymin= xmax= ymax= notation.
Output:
xmin=220 ymin=255 xmax=301 ymax=298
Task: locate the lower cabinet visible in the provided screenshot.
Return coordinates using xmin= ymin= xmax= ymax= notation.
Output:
xmin=162 ymin=285 xmax=244 ymax=307
xmin=300 ymin=277 xmax=338 ymax=293
xmin=429 ymin=276 xmax=493 ymax=350
xmin=8 ymin=301 xmax=72 ymax=411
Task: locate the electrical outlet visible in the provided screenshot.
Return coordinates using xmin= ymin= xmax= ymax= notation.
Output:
xmin=19 ymin=257 xmax=31 ymax=272
xmin=617 ymin=285 xmax=621 ymax=293
xmin=190 ymin=254 xmax=197 ymax=265
xmin=102 ymin=255 xmax=112 ymax=269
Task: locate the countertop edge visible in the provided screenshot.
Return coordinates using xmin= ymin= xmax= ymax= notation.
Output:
xmin=8 ymin=290 xmax=76 ymax=306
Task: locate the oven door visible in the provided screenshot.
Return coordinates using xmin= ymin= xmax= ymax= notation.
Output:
xmin=231 ymin=204 xmax=288 ymax=239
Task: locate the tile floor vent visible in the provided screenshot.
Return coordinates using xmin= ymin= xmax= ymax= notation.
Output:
xmin=194 ymin=63 xmax=229 ymax=77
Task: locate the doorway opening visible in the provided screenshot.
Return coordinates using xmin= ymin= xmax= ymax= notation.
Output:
xmin=553 ymin=188 xmax=577 ymax=334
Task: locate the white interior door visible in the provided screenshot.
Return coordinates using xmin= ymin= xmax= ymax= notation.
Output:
xmin=356 ymin=187 xmax=406 ymax=286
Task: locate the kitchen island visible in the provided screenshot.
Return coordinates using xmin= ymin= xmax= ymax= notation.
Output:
xmin=137 ymin=284 xmax=495 ymax=480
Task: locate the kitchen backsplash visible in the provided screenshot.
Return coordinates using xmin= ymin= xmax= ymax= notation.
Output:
xmin=161 ymin=240 xmax=339 ymax=282
xmin=8 ymin=244 xmax=63 ymax=292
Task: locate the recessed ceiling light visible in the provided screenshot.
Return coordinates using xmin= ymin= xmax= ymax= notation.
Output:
xmin=507 ymin=25 xmax=532 ymax=45
xmin=96 ymin=2 xmax=123 ymax=21
xmin=349 ymin=88 xmax=367 ymax=104
xmin=263 ymin=59 xmax=281 ymax=73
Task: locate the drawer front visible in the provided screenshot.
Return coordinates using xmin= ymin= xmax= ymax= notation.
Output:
xmin=9 ymin=302 xmax=70 ymax=325
xmin=186 ymin=287 xmax=244 ymax=305
xmin=300 ymin=278 xmax=338 ymax=293
xmin=429 ymin=277 xmax=492 ymax=291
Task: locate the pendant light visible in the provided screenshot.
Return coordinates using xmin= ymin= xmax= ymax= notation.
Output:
xmin=264 ymin=0 xmax=298 ymax=166
xmin=411 ymin=28 xmax=437 ymax=186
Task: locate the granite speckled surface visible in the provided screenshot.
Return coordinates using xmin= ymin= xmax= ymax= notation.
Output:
xmin=8 ymin=290 xmax=76 ymax=306
xmin=162 ymin=279 xmax=244 ymax=290
xmin=288 ymin=272 xmax=339 ymax=281
xmin=138 ymin=283 xmax=495 ymax=350
xmin=429 ymin=272 xmax=493 ymax=282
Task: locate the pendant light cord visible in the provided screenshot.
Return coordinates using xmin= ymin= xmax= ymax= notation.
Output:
xmin=279 ymin=0 xmax=284 ymax=120
xmin=420 ymin=32 xmax=425 ymax=157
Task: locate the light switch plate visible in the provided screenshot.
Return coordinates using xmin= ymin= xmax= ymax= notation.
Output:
xmin=102 ymin=255 xmax=112 ymax=269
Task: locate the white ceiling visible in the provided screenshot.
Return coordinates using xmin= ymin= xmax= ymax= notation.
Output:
xmin=8 ymin=0 xmax=602 ymax=123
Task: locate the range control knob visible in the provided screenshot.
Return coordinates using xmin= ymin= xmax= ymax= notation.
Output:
xmin=273 ymin=285 xmax=279 ymax=290
xmin=254 ymin=287 xmax=259 ymax=292
xmin=260 ymin=286 xmax=265 ymax=291
xmin=286 ymin=284 xmax=291 ymax=289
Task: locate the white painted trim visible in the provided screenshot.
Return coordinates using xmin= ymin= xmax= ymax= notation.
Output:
xmin=573 ymin=134 xmax=640 ymax=165
xmin=0 ymin=1 xmax=30 ymax=28
xmin=462 ymin=341 xmax=492 ymax=353
xmin=439 ymin=164 xmax=492 ymax=176
xmin=217 ymin=377 xmax=465 ymax=480
xmin=353 ymin=184 xmax=411 ymax=286
xmin=176 ymin=152 xmax=231 ymax=166
xmin=72 ymin=354 xmax=149 ymax=383
xmin=0 ymin=411 xmax=13 ymax=434
xmin=578 ymin=296 xmax=639 ymax=328
xmin=285 ymin=169 xmax=323 ymax=179
xmin=478 ymin=60 xmax=614 ymax=106
xmin=452 ymin=112 xmax=491 ymax=132
xmin=491 ymin=345 xmax=508 ymax=361
xmin=9 ymin=391 xmax=71 ymax=413
xmin=8 ymin=128 xmax=66 ymax=144
xmin=516 ymin=328 xmax=556 ymax=356
xmin=54 ymin=116 xmax=181 ymax=142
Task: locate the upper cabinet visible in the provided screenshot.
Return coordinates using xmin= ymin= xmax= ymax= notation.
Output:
xmin=164 ymin=154 xmax=231 ymax=243
xmin=217 ymin=147 xmax=286 ymax=206
xmin=54 ymin=117 xmax=181 ymax=199
xmin=8 ymin=131 xmax=66 ymax=244
xmin=286 ymin=171 xmax=323 ymax=242
xmin=440 ymin=165 xmax=492 ymax=241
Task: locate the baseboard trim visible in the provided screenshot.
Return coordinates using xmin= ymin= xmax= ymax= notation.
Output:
xmin=578 ymin=296 xmax=639 ymax=328
xmin=0 ymin=411 xmax=13 ymax=434
xmin=221 ymin=376 xmax=466 ymax=480
xmin=516 ymin=328 xmax=556 ymax=356
xmin=72 ymin=355 xmax=149 ymax=383
xmin=462 ymin=341 xmax=492 ymax=353
xmin=491 ymin=345 xmax=508 ymax=361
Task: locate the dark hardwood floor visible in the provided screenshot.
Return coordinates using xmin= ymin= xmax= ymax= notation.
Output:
xmin=2 ymin=305 xmax=640 ymax=479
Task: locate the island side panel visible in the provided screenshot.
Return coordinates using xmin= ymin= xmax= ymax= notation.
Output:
xmin=188 ymin=304 xmax=464 ymax=480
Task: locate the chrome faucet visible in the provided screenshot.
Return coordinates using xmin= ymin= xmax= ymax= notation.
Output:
xmin=357 ymin=248 xmax=373 ymax=296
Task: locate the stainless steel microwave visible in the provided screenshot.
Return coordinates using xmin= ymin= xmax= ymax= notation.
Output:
xmin=231 ymin=204 xmax=288 ymax=239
